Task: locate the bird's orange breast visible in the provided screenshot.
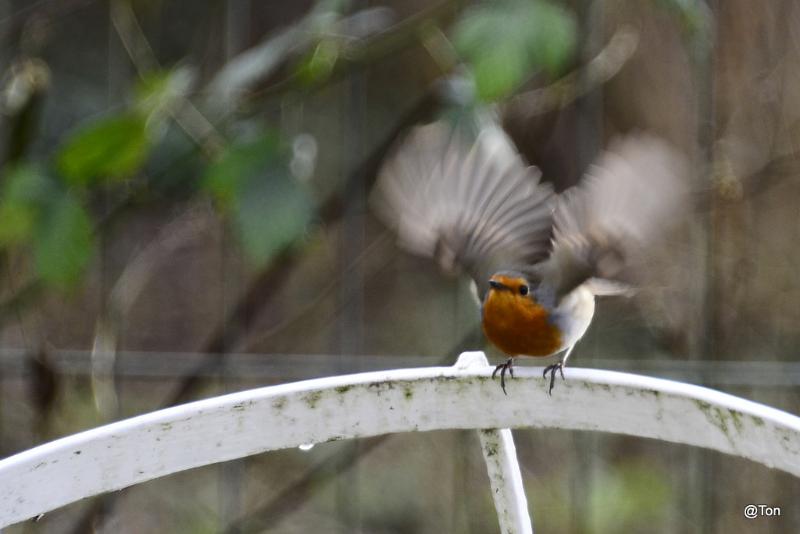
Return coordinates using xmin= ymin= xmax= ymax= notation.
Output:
xmin=482 ymin=290 xmax=563 ymax=357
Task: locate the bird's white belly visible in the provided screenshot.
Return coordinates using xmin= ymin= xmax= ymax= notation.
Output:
xmin=550 ymin=285 xmax=595 ymax=350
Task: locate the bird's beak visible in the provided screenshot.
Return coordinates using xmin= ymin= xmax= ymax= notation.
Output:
xmin=489 ymin=279 xmax=505 ymax=290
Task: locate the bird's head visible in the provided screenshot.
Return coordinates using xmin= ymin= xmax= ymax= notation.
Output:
xmin=487 ymin=273 xmax=531 ymax=298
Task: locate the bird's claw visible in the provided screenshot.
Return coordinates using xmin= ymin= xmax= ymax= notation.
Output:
xmin=542 ymin=362 xmax=565 ymax=395
xmin=492 ymin=358 xmax=514 ymax=395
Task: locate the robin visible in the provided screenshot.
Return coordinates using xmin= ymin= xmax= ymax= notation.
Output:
xmin=373 ymin=120 xmax=688 ymax=394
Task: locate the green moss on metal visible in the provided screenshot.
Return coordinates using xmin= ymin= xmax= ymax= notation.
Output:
xmin=774 ymin=427 xmax=800 ymax=455
xmin=692 ymin=400 xmax=743 ymax=448
xmin=368 ymin=380 xmax=397 ymax=394
xmin=480 ymin=431 xmax=499 ymax=457
xmin=303 ymin=391 xmax=323 ymax=409
xmin=729 ymin=411 xmax=745 ymax=433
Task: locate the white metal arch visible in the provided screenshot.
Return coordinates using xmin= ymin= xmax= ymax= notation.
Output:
xmin=1 ymin=351 xmax=799 ymax=532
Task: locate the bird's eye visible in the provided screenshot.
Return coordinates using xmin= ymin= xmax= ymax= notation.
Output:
xmin=519 ymin=285 xmax=529 ymax=296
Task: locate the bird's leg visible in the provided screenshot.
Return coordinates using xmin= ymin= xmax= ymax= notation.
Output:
xmin=542 ymin=363 xmax=561 ymax=395
xmin=492 ymin=357 xmax=515 ymax=395
xmin=542 ymin=345 xmax=575 ymax=395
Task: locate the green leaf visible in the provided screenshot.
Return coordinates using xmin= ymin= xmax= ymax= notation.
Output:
xmin=33 ymin=192 xmax=94 ymax=288
xmin=204 ymin=133 xmax=314 ymax=265
xmin=56 ymin=113 xmax=150 ymax=186
xmin=470 ymin=39 xmax=530 ymax=101
xmin=295 ymin=39 xmax=340 ymax=86
xmin=453 ymin=0 xmax=576 ymax=101
xmin=233 ymin=165 xmax=313 ymax=265
xmin=531 ymin=2 xmax=578 ymax=75
xmin=135 ymin=67 xmax=193 ymax=119
xmin=204 ymin=133 xmax=281 ymax=204
xmin=0 ymin=165 xmax=94 ymax=288
xmin=0 ymin=165 xmax=54 ymax=245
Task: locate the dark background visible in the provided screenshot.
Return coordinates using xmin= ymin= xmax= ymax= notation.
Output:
xmin=1 ymin=0 xmax=799 ymax=532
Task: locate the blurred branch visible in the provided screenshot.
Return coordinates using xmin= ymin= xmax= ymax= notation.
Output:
xmin=713 ymin=149 xmax=800 ymax=204
xmin=163 ymin=244 xmax=298 ymax=405
xmin=0 ymin=167 xmax=196 ymax=329
xmin=67 ymin=204 xmax=215 ymax=534
xmin=420 ymin=24 xmax=461 ymax=75
xmin=1 ymin=57 xmax=50 ymax=165
xmin=0 ymin=57 xmax=49 ymax=286
xmin=245 ymin=0 xmax=459 ymax=102
xmin=504 ymin=26 xmax=640 ymax=120
xmin=342 ymin=1 xmax=458 ymax=65
xmin=165 ymin=86 xmax=443 ymax=407
xmin=109 ymin=0 xmax=224 ymax=157
xmin=0 ymin=279 xmax=44 ymax=327
xmin=108 ymin=0 xmax=157 ymax=73
xmin=241 ymin=232 xmax=393 ymax=352
xmin=226 ymin=436 xmax=391 ymax=533
xmin=89 ymin=205 xmax=213 ymax=417
xmin=0 ymin=0 xmax=96 ymax=42
xmin=27 ymin=345 xmax=60 ymax=438
xmin=204 ymin=2 xmax=344 ymax=109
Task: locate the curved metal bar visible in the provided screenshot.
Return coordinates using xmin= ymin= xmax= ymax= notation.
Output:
xmin=1 ymin=351 xmax=799 ymax=528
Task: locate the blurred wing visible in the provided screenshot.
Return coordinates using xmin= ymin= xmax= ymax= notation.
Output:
xmin=542 ymin=134 xmax=690 ymax=300
xmin=372 ymin=121 xmax=555 ymax=298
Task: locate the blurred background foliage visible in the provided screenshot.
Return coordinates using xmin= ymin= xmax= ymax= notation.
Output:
xmin=1 ymin=0 xmax=799 ymax=532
